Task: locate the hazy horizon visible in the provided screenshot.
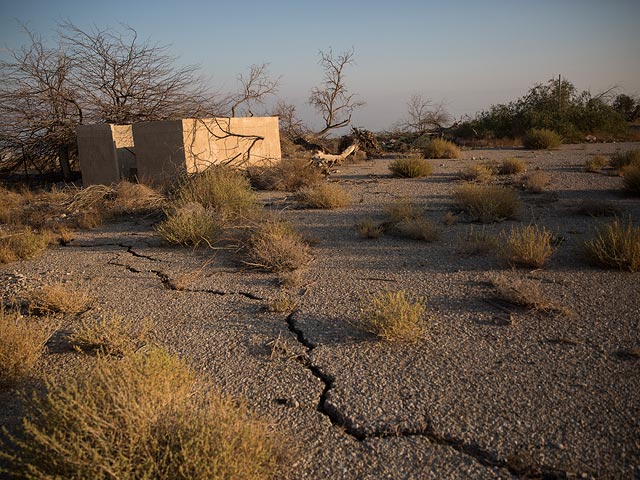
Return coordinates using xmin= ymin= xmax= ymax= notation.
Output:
xmin=1 ymin=0 xmax=639 ymax=132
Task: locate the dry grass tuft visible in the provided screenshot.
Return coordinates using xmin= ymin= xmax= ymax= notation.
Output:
xmin=389 ymin=157 xmax=433 ymax=178
xmin=69 ymin=314 xmax=153 ymax=357
xmin=155 ymin=203 xmax=223 ymax=247
xmin=610 ymin=149 xmax=640 ymax=172
xmin=296 ymin=183 xmax=350 ymax=209
xmin=248 ymin=158 xmax=322 ymax=191
xmin=499 ymin=158 xmax=526 ymax=175
xmin=0 ymin=187 xmax=27 ymax=224
xmin=521 ymin=128 xmax=562 ymax=149
xmin=489 ymin=273 xmax=571 ymax=315
xmin=459 ymin=163 xmax=496 ymax=182
xmin=584 ymin=217 xmax=640 ymax=272
xmin=501 ymin=224 xmax=554 ymax=268
xmin=391 ymin=218 xmax=439 ymax=242
xmin=244 ymin=220 xmax=311 ymax=272
xmin=523 ymin=170 xmax=550 ymax=193
xmin=360 ymin=290 xmax=426 ymax=342
xmin=112 ymin=181 xmax=166 ymax=214
xmin=1 ymin=347 xmax=285 ymax=479
xmin=266 ymin=292 xmax=298 ymax=314
xmin=0 ymin=227 xmax=50 ymax=264
xmin=174 ymin=167 xmax=260 ymax=220
xmin=442 ymin=211 xmax=458 ymax=225
xmin=423 ymin=138 xmax=460 ymax=159
xmin=585 ymin=155 xmax=608 ymax=173
xmin=357 ymin=218 xmax=384 ymax=239
xmin=385 ymin=200 xmax=424 ymax=223
xmin=0 ymin=307 xmax=54 ymax=386
xmin=576 ymin=200 xmax=622 ymax=217
xmin=458 ymin=226 xmax=500 ymax=255
xmin=454 ymin=184 xmax=521 ymax=223
xmin=27 ymin=283 xmax=92 ymax=315
xmin=621 ymin=164 xmax=640 ymax=195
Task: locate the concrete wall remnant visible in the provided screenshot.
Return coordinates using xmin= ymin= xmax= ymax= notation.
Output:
xmin=77 ymin=116 xmax=281 ymax=186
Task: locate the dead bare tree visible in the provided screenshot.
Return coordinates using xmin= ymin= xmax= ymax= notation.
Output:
xmin=60 ymin=22 xmax=213 ymax=124
xmin=270 ymin=100 xmax=309 ymax=140
xmin=228 ymin=63 xmax=280 ymax=117
xmin=0 ymin=28 xmax=81 ymax=179
xmin=401 ymin=94 xmax=451 ymax=135
xmin=308 ymin=48 xmax=365 ymax=138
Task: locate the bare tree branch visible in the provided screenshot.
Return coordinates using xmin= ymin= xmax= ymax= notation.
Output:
xmin=308 ymin=47 xmax=365 ymax=138
xmin=0 ymin=26 xmax=80 ymax=178
xmin=400 ymin=94 xmax=451 ymax=134
xmin=59 ymin=21 xmax=214 ymax=124
xmin=229 ymin=63 xmax=280 ymax=117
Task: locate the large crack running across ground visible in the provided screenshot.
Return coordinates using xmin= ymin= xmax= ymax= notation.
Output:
xmin=108 ymin=245 xmax=263 ymax=301
xmin=285 ymin=311 xmax=569 ymax=479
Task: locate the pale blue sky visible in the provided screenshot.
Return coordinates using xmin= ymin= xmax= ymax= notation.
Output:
xmin=1 ymin=0 xmax=639 ymax=131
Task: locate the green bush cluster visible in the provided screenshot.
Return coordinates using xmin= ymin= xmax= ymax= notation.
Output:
xmin=453 ymin=77 xmax=628 ymax=142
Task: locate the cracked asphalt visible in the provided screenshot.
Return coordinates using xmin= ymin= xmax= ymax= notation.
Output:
xmin=1 ymin=142 xmax=639 ymax=479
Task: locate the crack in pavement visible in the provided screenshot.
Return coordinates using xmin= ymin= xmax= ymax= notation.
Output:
xmin=119 ymin=243 xmax=162 ymax=262
xmin=106 ymin=260 xmax=263 ymax=301
xmin=284 ymin=311 xmax=571 ymax=479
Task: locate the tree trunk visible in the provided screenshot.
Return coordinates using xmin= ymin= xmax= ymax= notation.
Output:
xmin=58 ymin=145 xmax=72 ymax=181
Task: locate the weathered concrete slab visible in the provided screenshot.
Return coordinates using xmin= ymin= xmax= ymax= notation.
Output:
xmin=78 ymin=117 xmax=281 ymax=186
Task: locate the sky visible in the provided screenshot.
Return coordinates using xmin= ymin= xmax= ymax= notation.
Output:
xmin=1 ymin=0 xmax=639 ymax=132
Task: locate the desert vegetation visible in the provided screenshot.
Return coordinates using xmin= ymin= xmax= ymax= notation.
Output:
xmin=1 ymin=347 xmax=284 ymax=479
xmin=423 ymin=138 xmax=460 ymax=159
xmin=521 ymin=128 xmax=562 ymax=150
xmin=501 ymin=224 xmax=554 ymax=268
xmin=360 ymin=290 xmax=426 ymax=341
xmin=0 ymin=307 xmax=54 ymax=386
xmin=454 ymin=184 xmax=521 ymax=222
xmin=388 ymin=157 xmax=433 ymax=178
xmin=585 ymin=217 xmax=640 ymax=272
xmin=296 ymin=183 xmax=350 ymax=209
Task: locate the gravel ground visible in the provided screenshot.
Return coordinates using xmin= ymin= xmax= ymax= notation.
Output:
xmin=1 ymin=142 xmax=639 ymax=479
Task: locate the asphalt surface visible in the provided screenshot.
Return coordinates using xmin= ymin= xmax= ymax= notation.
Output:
xmin=1 ymin=142 xmax=639 ymax=479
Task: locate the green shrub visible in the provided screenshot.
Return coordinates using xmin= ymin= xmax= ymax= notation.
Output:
xmin=175 ymin=167 xmax=259 ymax=219
xmin=156 ymin=203 xmax=222 ymax=247
xmin=585 ymin=217 xmax=640 ymax=271
xmin=454 ymin=184 xmax=521 ymax=223
xmin=389 ymin=157 xmax=433 ymax=178
xmin=360 ymin=290 xmax=426 ymax=341
xmin=1 ymin=348 xmax=283 ymax=479
xmin=296 ymin=183 xmax=350 ymax=208
xmin=502 ymin=224 xmax=554 ymax=268
xmin=423 ymin=138 xmax=460 ymax=159
xmin=522 ymin=128 xmax=562 ymax=149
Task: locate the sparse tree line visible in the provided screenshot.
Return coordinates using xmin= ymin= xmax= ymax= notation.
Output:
xmin=2 ymin=22 xmax=639 ymax=181
xmin=0 ymin=23 xmax=368 ymax=180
